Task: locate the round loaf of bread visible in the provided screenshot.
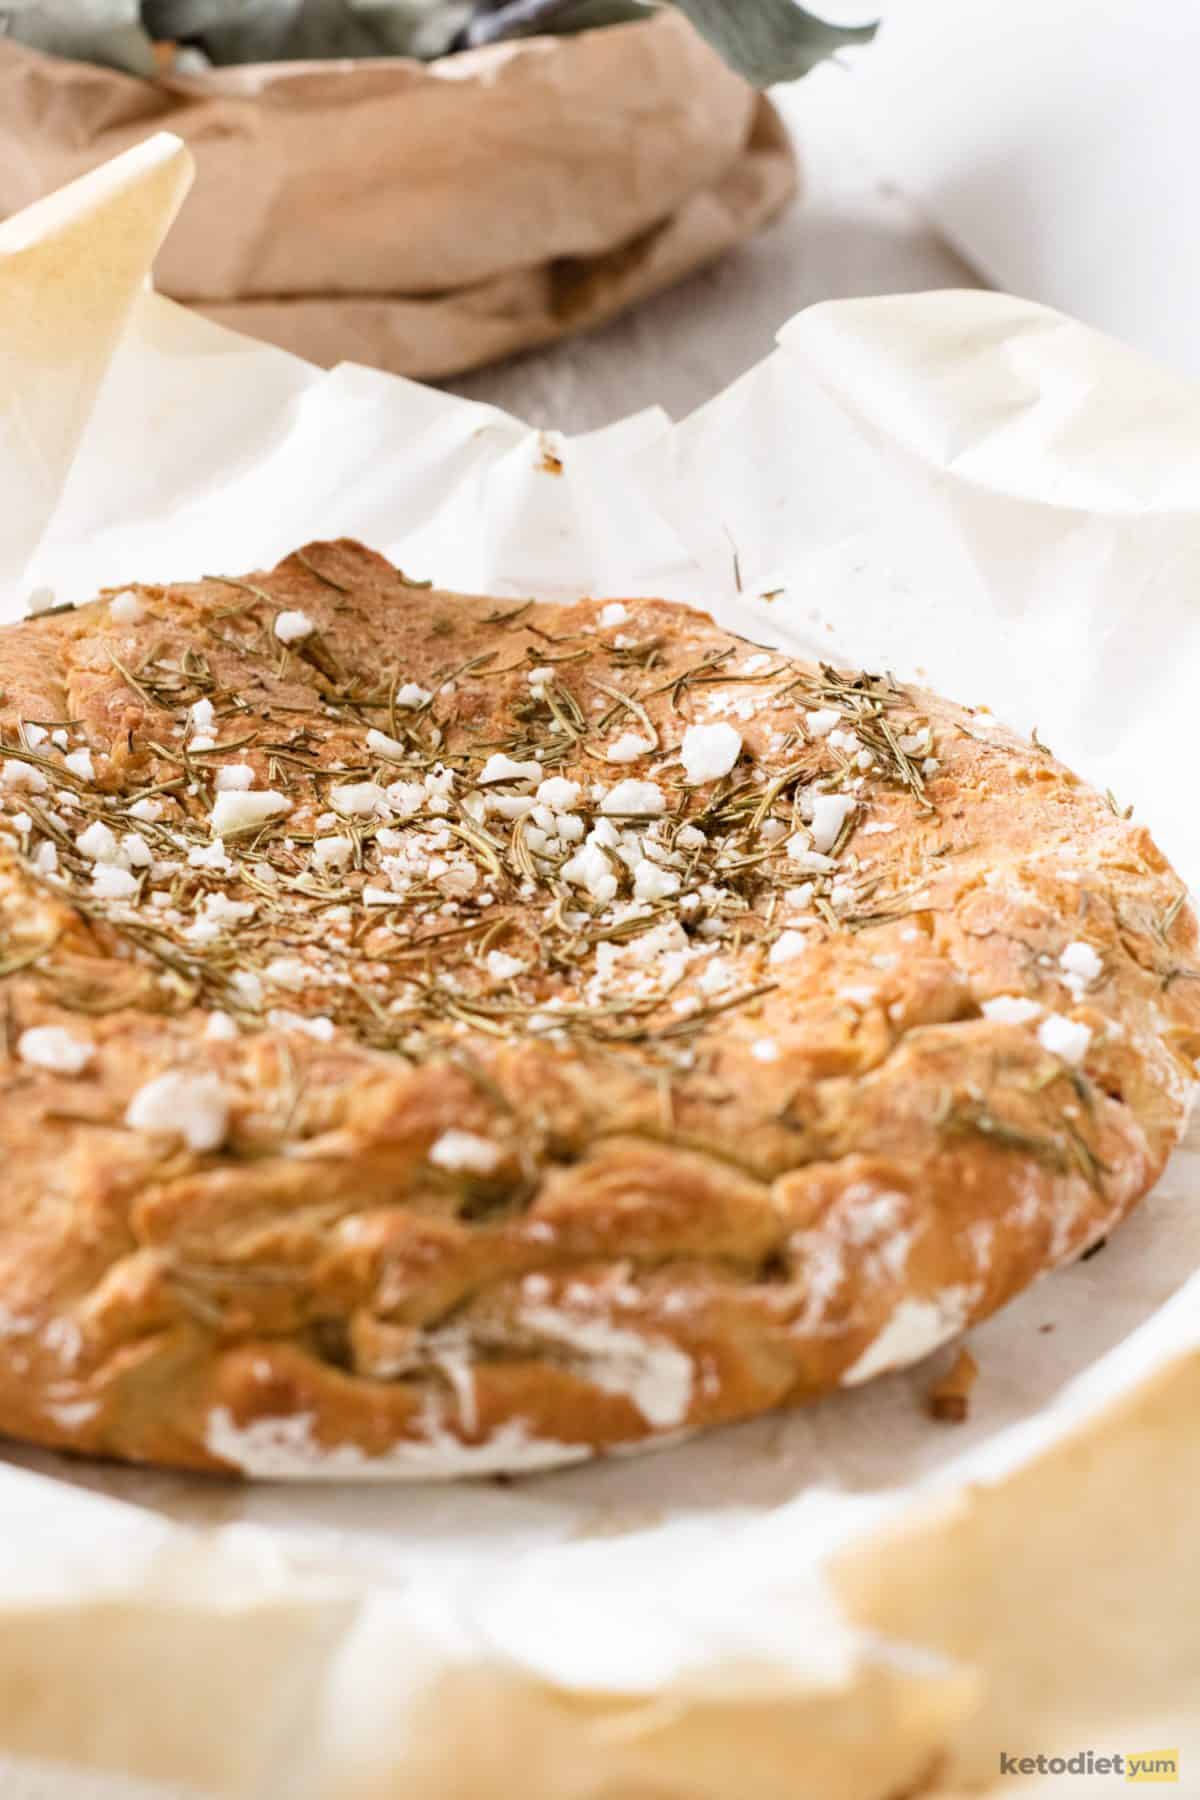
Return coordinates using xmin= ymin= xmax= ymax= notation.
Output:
xmin=0 ymin=541 xmax=1196 ymax=1477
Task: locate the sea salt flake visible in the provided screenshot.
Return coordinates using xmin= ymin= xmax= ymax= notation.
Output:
xmin=601 ymin=779 xmax=665 ymax=817
xmin=211 ymin=791 xmax=290 ymax=837
xmin=536 ymin=777 xmax=580 ymax=811
xmin=1 ymin=762 xmax=48 ymax=794
xmin=18 ymin=1026 xmax=92 ymax=1075
xmin=265 ymin=957 xmax=316 ymax=990
xmin=486 ymin=951 xmax=526 ymax=982
xmin=429 ymin=1130 xmax=502 ymax=1176
xmin=126 ymin=1071 xmax=229 ymax=1152
xmin=1037 ymin=1013 xmax=1092 ymax=1065
xmin=681 ymin=722 xmax=742 ymax=785
xmin=109 ymin=590 xmax=143 ymax=624
xmin=313 ymin=835 xmax=354 ymax=872
xmin=395 ymin=683 xmax=431 ymax=710
xmin=633 ymin=859 xmax=680 ymax=902
xmin=274 ymin=610 xmax=315 ymax=644
xmin=329 ymin=782 xmax=387 ymax=818
xmin=562 ymin=844 xmax=618 ymax=904
xmin=214 ymin=764 xmax=255 ymax=792
xmin=982 ymin=995 xmax=1043 ymax=1026
xmin=92 ymin=865 xmax=137 ymax=900
xmin=1059 ymin=940 xmax=1103 ymax=997
xmin=480 ymin=754 xmax=541 ymax=786
xmin=365 ymin=729 xmax=406 ymax=763
xmin=805 ymin=708 xmax=841 ymax=738
xmin=811 ymin=793 xmax=856 ymax=854
xmin=604 ymin=732 xmax=654 ymax=765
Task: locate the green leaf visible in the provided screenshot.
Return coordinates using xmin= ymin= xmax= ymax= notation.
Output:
xmin=667 ymin=0 xmax=876 ymax=86
xmin=0 ymin=0 xmax=156 ymax=74
xmin=143 ymin=0 xmax=470 ymax=64
xmin=2 ymin=0 xmax=875 ymax=80
xmin=461 ymin=0 xmax=647 ymax=49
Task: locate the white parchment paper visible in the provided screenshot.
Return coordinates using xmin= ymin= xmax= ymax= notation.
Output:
xmin=2 ymin=138 xmax=1200 ymax=1800
xmin=856 ymin=0 xmax=1200 ymax=380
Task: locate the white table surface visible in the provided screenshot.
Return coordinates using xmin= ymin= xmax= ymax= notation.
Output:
xmin=1 ymin=59 xmax=980 ymax=1800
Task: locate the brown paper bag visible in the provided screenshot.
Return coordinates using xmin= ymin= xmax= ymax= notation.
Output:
xmin=0 ymin=12 xmax=797 ymax=378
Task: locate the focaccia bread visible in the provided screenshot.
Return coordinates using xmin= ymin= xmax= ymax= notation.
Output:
xmin=0 ymin=541 xmax=1196 ymax=1477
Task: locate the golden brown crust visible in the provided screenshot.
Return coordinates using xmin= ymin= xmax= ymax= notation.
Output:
xmin=0 ymin=540 xmax=1196 ymax=1477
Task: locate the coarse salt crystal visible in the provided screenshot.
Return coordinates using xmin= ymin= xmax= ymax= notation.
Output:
xmin=386 ymin=781 xmax=425 ymax=818
xmin=126 ymin=1071 xmax=229 ymax=1152
xmin=769 ymin=931 xmax=809 ymax=966
xmin=605 ymin=733 xmax=654 ymax=764
xmin=1037 ymin=1014 xmax=1092 ymax=1065
xmin=536 ymin=777 xmax=580 ymax=811
xmin=76 ymin=821 xmax=119 ymax=863
xmin=599 ymin=603 xmax=628 ymax=628
xmin=601 ymin=779 xmax=665 ymax=817
xmin=394 ymin=683 xmax=431 ymax=710
xmin=265 ymin=957 xmax=315 ymax=990
xmin=982 ymin=995 xmax=1044 ymax=1026
xmin=429 ymin=1130 xmax=502 ymax=1176
xmin=128 ymin=798 xmax=164 ymax=823
xmin=120 ymin=833 xmax=152 ymax=869
xmin=274 ymin=610 xmax=315 ymax=644
xmin=785 ymin=835 xmax=834 ymax=873
xmin=486 ymin=951 xmax=526 ymax=982
xmin=633 ymin=859 xmax=680 ymax=902
xmin=214 ymin=764 xmax=255 ymax=792
xmin=188 ymin=841 xmax=234 ymax=873
xmin=366 ymin=729 xmax=407 ymax=762
xmin=329 ymin=782 xmax=387 ymax=818
xmin=681 ymin=723 xmax=742 ymax=785
xmin=1 ymin=762 xmax=47 ymax=793
xmin=750 ymin=1039 xmax=780 ymax=1062
xmin=1059 ymin=940 xmax=1103 ymax=996
xmin=64 ymin=749 xmax=95 ymax=783
xmin=189 ymin=699 xmax=214 ymax=733
xmin=109 ymin=590 xmax=143 ymax=624
xmin=203 ymin=893 xmax=256 ymax=927
xmin=21 ymin=724 xmax=47 ymax=748
xmin=312 ymin=836 xmax=354 ymax=872
xmin=479 ymin=754 xmax=541 ymax=786
xmin=18 ymin=1026 xmax=92 ymax=1075
xmin=204 ymin=1012 xmax=239 ymax=1043
xmin=805 ymin=709 xmax=841 ymax=738
xmin=562 ymin=843 xmax=618 ymax=905
xmin=92 ymin=865 xmax=137 ymax=899
xmin=810 ymin=793 xmax=856 ymax=854
xmin=211 ymin=791 xmax=290 ymax=836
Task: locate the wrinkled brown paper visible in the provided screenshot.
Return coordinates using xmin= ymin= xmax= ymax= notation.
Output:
xmin=0 ymin=11 xmax=796 ymax=377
